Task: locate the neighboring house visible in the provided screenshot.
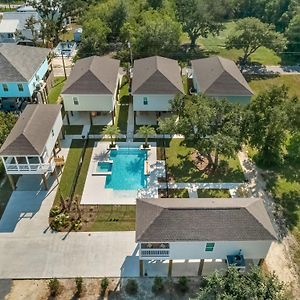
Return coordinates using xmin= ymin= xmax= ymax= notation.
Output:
xmin=1 ymin=11 xmax=41 ymax=43
xmin=0 ymin=44 xmax=52 ymax=111
xmin=61 ymin=56 xmax=121 ymax=126
xmin=131 ymin=56 xmax=184 ymax=125
xmin=0 ymin=20 xmax=19 ymax=43
xmin=191 ymin=56 xmax=253 ymax=104
xmin=0 ymin=104 xmax=63 ymax=190
xmin=136 ymin=198 xmax=276 ymax=277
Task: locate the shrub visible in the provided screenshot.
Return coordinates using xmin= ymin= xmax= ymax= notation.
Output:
xmin=101 ymin=277 xmax=109 ymax=295
xmin=75 ymin=277 xmax=83 ymax=296
xmin=152 ymin=276 xmax=164 ymax=294
xmin=125 ymin=279 xmax=138 ymax=295
xmin=178 ymin=276 xmax=189 ymax=293
xmin=50 ymin=206 xmax=61 ymax=217
xmin=48 ymin=278 xmax=60 ymax=296
xmin=51 ymin=213 xmax=70 ymax=230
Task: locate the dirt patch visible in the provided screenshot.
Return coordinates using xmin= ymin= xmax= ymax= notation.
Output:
xmin=190 ymin=150 xmax=210 ymax=171
xmin=265 ymin=233 xmax=300 ymax=298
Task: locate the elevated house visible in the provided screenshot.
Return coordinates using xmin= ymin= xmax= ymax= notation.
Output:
xmin=0 ymin=11 xmax=41 ymax=43
xmin=191 ymin=56 xmax=253 ymax=104
xmin=0 ymin=44 xmax=52 ymax=111
xmin=136 ymin=198 xmax=276 ymax=277
xmin=131 ymin=56 xmax=184 ymax=125
xmin=0 ymin=104 xmax=63 ymax=190
xmin=61 ymin=56 xmax=121 ymax=126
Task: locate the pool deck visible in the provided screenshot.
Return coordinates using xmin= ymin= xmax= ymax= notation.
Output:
xmin=80 ymin=141 xmax=158 ymax=205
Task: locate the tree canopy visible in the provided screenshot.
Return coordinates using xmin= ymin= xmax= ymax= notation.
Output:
xmin=246 ymin=85 xmax=299 ymax=166
xmin=285 ymin=12 xmax=300 ymax=58
xmin=159 ymin=94 xmax=245 ymax=169
xmin=175 ymin=0 xmax=225 ymax=48
xmin=225 ymin=17 xmax=287 ymax=64
xmin=0 ymin=112 xmax=17 ymax=147
xmin=194 ymin=267 xmax=286 ymax=300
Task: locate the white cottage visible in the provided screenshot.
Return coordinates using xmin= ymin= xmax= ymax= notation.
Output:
xmin=0 ymin=104 xmax=63 ymax=190
xmin=131 ymin=56 xmax=184 ymax=125
xmin=136 ymin=198 xmax=276 ymax=277
xmin=61 ymin=56 xmax=121 ymax=126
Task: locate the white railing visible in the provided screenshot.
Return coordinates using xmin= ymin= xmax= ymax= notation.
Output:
xmin=140 ymin=249 xmax=170 ymax=258
xmin=5 ymin=161 xmax=55 ymax=174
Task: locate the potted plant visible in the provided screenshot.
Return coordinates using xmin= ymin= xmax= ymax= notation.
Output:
xmin=137 ymin=125 xmax=156 ymax=149
xmin=102 ymin=125 xmax=120 ymax=149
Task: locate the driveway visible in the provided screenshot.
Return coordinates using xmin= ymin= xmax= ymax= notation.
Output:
xmin=0 ymin=138 xmax=139 ymax=279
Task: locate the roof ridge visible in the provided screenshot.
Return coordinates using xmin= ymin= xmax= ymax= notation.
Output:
xmin=0 ymin=52 xmax=27 ymax=81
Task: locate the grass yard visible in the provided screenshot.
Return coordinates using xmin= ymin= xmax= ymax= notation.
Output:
xmin=89 ymin=125 xmax=106 ymax=135
xmin=159 ymin=188 xmax=189 ymax=198
xmin=0 ymin=176 xmax=13 ymax=219
xmin=115 ymin=81 xmax=129 ymax=133
xmin=48 ymin=77 xmax=66 ymax=104
xmin=197 ymin=189 xmax=231 ymax=198
xmin=64 ymin=125 xmax=83 ymax=135
xmin=164 ymin=138 xmax=244 ymax=183
xmin=84 ymin=205 xmax=136 ymax=231
xmin=53 ymin=139 xmax=85 ymax=206
xmin=181 ymin=21 xmax=281 ymax=65
xmin=248 ymin=75 xmax=300 ymax=98
xmin=59 ymin=24 xmax=81 ymax=41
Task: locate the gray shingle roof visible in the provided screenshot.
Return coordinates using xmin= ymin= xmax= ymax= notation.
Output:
xmin=136 ymin=198 xmax=276 ymax=242
xmin=61 ymin=56 xmax=120 ymax=95
xmin=2 ymin=11 xmax=41 ymax=32
xmin=132 ymin=56 xmax=184 ymax=94
xmin=191 ymin=56 xmax=253 ymax=96
xmin=0 ymin=44 xmax=50 ymax=82
xmin=0 ymin=104 xmax=61 ymax=156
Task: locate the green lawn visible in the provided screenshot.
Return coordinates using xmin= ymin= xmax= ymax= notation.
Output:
xmin=89 ymin=125 xmax=106 ymax=135
xmin=84 ymin=205 xmax=136 ymax=231
xmin=197 ymin=189 xmax=231 ymax=198
xmin=0 ymin=177 xmax=13 ymax=219
xmin=248 ymin=75 xmax=300 ymax=98
xmin=53 ymin=139 xmax=85 ymax=206
xmin=164 ymin=138 xmax=244 ymax=183
xmin=115 ymin=81 xmax=129 ymax=133
xmin=73 ymin=139 xmax=95 ymax=197
xmin=64 ymin=125 xmax=83 ymax=135
xmin=181 ymin=21 xmax=281 ymax=65
xmin=48 ymin=77 xmax=66 ymax=104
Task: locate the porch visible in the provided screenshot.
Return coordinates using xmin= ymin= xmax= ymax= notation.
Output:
xmin=64 ymin=111 xmax=114 ymax=126
xmin=135 ymin=111 xmax=172 ymax=125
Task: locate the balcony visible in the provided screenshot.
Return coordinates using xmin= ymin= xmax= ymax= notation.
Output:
xmin=5 ymin=161 xmax=55 ymax=175
xmin=140 ymin=243 xmax=170 ymax=259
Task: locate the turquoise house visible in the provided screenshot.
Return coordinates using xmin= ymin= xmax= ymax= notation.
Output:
xmin=0 ymin=44 xmax=51 ymax=111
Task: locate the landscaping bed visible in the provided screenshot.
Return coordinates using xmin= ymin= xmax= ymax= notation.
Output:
xmin=159 ymin=189 xmax=189 ymax=198
xmin=197 ymin=189 xmax=231 ymax=198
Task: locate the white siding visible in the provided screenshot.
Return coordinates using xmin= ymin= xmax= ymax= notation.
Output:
xmin=44 ymin=111 xmax=63 ymax=160
xmin=168 ymin=241 xmax=272 ymax=260
xmin=133 ymin=94 xmax=175 ymax=112
xmin=62 ymin=94 xmax=115 ymax=112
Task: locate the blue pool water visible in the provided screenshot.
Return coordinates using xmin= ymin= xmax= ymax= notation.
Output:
xmin=96 ymin=161 xmax=112 ymax=173
xmin=105 ymin=148 xmax=147 ymax=190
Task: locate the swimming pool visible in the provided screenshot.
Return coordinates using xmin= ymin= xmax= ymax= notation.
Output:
xmin=96 ymin=161 xmax=112 ymax=173
xmin=105 ymin=148 xmax=147 ymax=190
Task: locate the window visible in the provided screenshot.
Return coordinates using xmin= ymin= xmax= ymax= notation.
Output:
xmin=205 ymin=242 xmax=215 ymax=252
xmin=51 ymin=129 xmax=54 ymax=137
xmin=17 ymin=84 xmax=24 ymax=92
xmin=2 ymin=84 xmax=8 ymax=92
xmin=143 ymin=97 xmax=148 ymax=105
xmin=73 ymin=97 xmax=79 ymax=105
xmin=7 ymin=33 xmax=14 ymax=38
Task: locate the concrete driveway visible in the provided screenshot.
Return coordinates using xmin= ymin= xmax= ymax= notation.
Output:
xmin=0 ymin=138 xmax=139 ymax=279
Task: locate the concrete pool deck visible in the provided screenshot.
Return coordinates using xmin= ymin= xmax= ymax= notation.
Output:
xmin=80 ymin=141 xmax=158 ymax=205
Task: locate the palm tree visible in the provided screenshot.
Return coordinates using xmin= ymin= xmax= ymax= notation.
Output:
xmin=137 ymin=126 xmax=156 ymax=148
xmin=102 ymin=125 xmax=121 ymax=147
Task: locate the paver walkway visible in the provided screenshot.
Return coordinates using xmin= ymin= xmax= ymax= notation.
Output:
xmin=126 ymin=103 xmax=134 ymax=142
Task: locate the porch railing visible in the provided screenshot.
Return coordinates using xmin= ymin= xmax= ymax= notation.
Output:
xmin=140 ymin=249 xmax=170 ymax=258
xmin=5 ymin=161 xmax=55 ymax=174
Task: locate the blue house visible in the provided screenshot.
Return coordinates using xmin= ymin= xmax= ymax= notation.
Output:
xmin=0 ymin=44 xmax=51 ymax=111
